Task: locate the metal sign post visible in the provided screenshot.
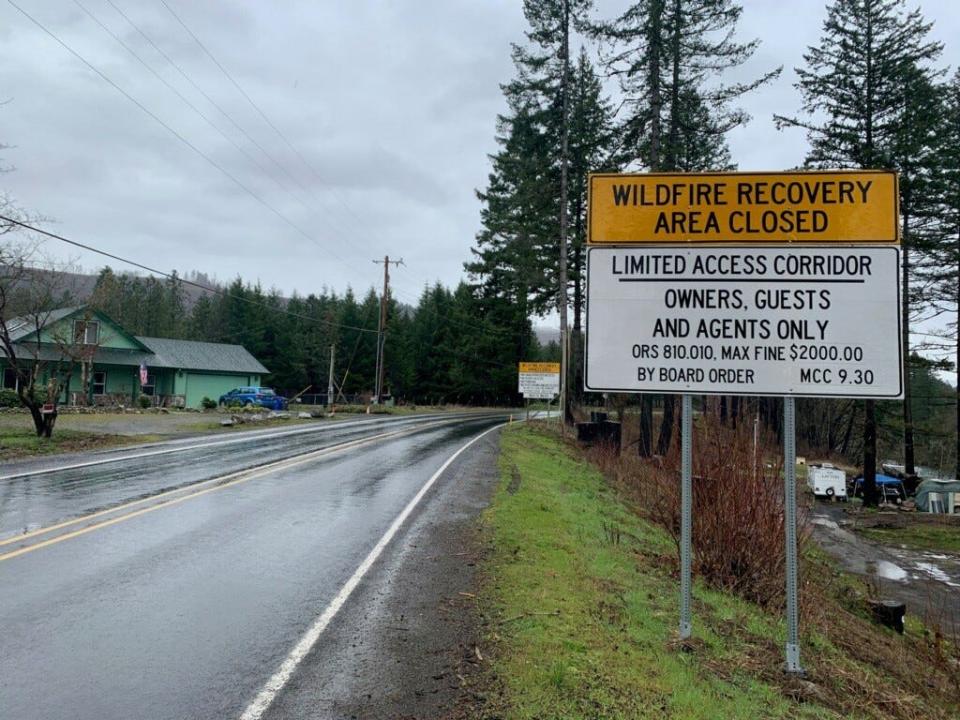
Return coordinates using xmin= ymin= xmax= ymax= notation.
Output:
xmin=782 ymin=397 xmax=803 ymax=674
xmin=679 ymin=393 xmax=693 ymax=640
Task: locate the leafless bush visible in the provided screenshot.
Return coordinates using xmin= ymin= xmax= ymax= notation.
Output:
xmin=593 ymin=408 xmax=806 ymax=609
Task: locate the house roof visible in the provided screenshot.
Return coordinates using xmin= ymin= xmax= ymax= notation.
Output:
xmin=7 ymin=307 xmax=82 ymax=342
xmin=4 ymin=306 xmax=269 ymax=375
xmin=7 ymin=306 xmax=152 ymax=352
xmin=136 ymin=336 xmax=269 ymax=374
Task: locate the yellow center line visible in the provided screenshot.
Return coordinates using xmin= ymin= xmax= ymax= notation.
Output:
xmin=0 ymin=418 xmax=457 ymax=563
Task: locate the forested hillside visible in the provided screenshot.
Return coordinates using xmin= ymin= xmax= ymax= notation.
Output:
xmin=80 ymin=266 xmax=552 ymax=404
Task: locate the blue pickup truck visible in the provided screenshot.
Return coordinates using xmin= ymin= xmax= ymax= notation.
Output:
xmin=218 ymin=386 xmax=287 ymax=410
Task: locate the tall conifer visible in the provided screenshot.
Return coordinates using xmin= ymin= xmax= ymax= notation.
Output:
xmin=776 ymin=0 xmax=943 ymax=502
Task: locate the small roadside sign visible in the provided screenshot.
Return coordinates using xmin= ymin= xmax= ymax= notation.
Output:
xmin=518 ymin=362 xmax=560 ymax=399
xmin=585 ymin=245 xmax=903 ymax=398
xmin=588 ymin=170 xmax=899 ymax=244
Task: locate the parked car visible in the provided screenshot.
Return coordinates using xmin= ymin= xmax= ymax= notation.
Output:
xmin=218 ymin=386 xmax=287 ymax=410
xmin=851 ymin=474 xmax=906 ymax=503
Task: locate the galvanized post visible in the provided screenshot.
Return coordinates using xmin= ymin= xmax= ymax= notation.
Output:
xmin=783 ymin=396 xmax=804 ymax=675
xmin=680 ymin=393 xmax=693 ymax=640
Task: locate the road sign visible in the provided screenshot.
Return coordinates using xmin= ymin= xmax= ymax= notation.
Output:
xmin=584 ymin=245 xmax=903 ymax=398
xmin=518 ymin=362 xmax=560 ymax=399
xmin=588 ymin=171 xmax=899 ymax=244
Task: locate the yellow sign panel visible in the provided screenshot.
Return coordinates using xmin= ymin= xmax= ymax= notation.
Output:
xmin=519 ymin=362 xmax=560 ymax=374
xmin=588 ymin=171 xmax=899 ymax=244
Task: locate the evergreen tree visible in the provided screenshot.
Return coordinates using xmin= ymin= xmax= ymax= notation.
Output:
xmin=567 ymin=48 xmax=617 ymax=403
xmin=591 ymin=0 xmax=776 ymax=455
xmin=468 ymin=103 xmax=557 ymax=318
xmin=917 ymin=70 xmax=960 ymax=478
xmin=506 ymin=0 xmax=593 ymax=422
xmin=775 ymin=0 xmax=944 ymax=503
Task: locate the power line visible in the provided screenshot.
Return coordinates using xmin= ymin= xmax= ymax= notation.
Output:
xmin=6 ymin=0 xmax=367 ymax=287
xmin=4 ymin=215 xmax=521 ymax=377
xmin=108 ymin=0 xmax=370 ymax=258
xmin=107 ymin=0 xmax=316 ymax=204
xmin=81 ymin=0 xmax=375 ymax=281
xmin=155 ymin=0 xmax=381 ymax=246
xmin=0 ymin=215 xmax=379 ymax=335
xmin=72 ymin=0 xmax=298 ymax=207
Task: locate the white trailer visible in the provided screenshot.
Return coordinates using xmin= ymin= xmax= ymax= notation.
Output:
xmin=808 ymin=463 xmax=847 ymax=501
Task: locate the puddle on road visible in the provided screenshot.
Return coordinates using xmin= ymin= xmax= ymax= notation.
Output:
xmin=866 ymin=559 xmax=909 ymax=581
xmin=914 ymin=562 xmax=956 ymax=586
xmin=811 ymin=516 xmax=840 ymax=530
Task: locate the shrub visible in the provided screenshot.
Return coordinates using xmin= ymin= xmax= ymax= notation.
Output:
xmin=0 ymin=388 xmax=21 ymax=408
xmin=201 ymin=396 xmax=217 ymax=410
xmin=227 ymin=399 xmax=242 ymax=409
xmin=138 ymin=394 xmax=152 ymax=409
xmin=594 ymin=408 xmax=802 ymax=609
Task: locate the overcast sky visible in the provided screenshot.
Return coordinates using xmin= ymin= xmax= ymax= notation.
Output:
xmin=1 ymin=0 xmax=959 ymax=312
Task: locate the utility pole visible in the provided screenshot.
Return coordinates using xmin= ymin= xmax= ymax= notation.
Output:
xmin=327 ymin=344 xmax=335 ymax=410
xmin=557 ymin=0 xmax=571 ymax=433
xmin=372 ymin=255 xmax=404 ymax=404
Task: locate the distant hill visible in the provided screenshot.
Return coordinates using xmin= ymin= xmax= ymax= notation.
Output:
xmin=18 ymin=267 xmax=217 ymax=309
xmin=535 ymin=326 xmax=560 ymax=346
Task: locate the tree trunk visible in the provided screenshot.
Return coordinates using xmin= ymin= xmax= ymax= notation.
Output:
xmin=656 ymin=394 xmax=674 ymax=455
xmin=902 ymin=211 xmax=915 ymax=474
xmin=840 ymin=401 xmax=858 ymax=457
xmin=28 ymin=404 xmax=45 ymax=437
xmin=572 ymin=192 xmax=585 ymax=408
xmin=559 ymin=0 xmax=572 ymax=426
xmin=638 ymin=0 xmax=663 ymax=456
xmin=639 ymin=396 xmax=653 ymax=457
xmin=863 ymin=400 xmax=879 ymax=507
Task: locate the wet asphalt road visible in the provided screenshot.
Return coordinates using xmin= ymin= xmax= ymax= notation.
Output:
xmin=0 ymin=412 xmax=506 ymax=719
xmin=0 ymin=412 xmax=486 ymax=540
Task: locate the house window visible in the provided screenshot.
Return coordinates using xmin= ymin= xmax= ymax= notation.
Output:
xmin=74 ymin=320 xmax=100 ymax=345
xmin=141 ymin=374 xmax=156 ymax=396
xmin=3 ymin=367 xmax=17 ymax=390
xmin=93 ymin=371 xmax=106 ymax=395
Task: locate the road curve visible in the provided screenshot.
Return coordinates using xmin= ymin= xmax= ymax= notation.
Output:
xmin=0 ymin=412 xmax=506 ymax=720
xmin=0 ymin=411 xmax=498 ymax=539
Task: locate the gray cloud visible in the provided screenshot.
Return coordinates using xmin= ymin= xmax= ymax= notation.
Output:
xmin=1 ymin=0 xmax=957 ymax=308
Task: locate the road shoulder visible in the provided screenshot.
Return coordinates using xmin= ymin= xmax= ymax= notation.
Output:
xmin=261 ymin=426 xmax=501 ymax=720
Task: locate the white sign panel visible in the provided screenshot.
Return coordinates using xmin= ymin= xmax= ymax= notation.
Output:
xmin=585 ymin=246 xmax=903 ymax=398
xmin=519 ymin=372 xmax=560 ymax=399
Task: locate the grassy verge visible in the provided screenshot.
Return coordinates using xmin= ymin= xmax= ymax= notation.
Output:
xmin=0 ymin=427 xmax=160 ymax=461
xmin=476 ymin=425 xmax=959 ymax=720
xmin=858 ymin=524 xmax=960 ymax=554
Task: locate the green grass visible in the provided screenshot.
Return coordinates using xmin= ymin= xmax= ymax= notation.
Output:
xmin=479 ymin=425 xmax=836 ymax=720
xmin=0 ymin=426 xmax=159 ymax=460
xmin=859 ymin=523 xmax=960 ymax=553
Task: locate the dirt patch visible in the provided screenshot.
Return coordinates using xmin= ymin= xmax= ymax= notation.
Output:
xmin=811 ymin=503 xmax=960 ymax=629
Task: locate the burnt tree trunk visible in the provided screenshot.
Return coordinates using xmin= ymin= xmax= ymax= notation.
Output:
xmin=656 ymin=395 xmax=675 ymax=455
xmin=862 ymin=400 xmax=879 ymax=507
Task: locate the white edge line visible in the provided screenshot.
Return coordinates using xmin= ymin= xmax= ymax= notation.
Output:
xmin=0 ymin=412 xmax=465 ymax=481
xmin=238 ymin=421 xmax=505 ymax=720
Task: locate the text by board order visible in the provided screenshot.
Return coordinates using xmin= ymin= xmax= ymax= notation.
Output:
xmin=610 ymin=252 xmax=874 ymax=277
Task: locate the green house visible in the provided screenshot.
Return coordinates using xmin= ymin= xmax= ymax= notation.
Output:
xmin=2 ymin=307 xmax=269 ymax=408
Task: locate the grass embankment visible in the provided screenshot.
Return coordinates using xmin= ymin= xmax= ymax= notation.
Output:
xmin=0 ymin=427 xmax=159 ymax=461
xmin=477 ymin=425 xmax=958 ymax=720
